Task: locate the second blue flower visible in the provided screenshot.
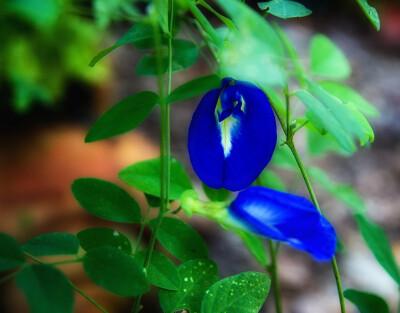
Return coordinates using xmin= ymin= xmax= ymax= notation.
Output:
xmin=188 ymin=78 xmax=277 ymax=191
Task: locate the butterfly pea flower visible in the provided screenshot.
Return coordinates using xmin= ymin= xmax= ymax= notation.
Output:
xmin=229 ymin=186 xmax=337 ymax=261
xmin=188 ymin=78 xmax=277 ymax=191
xmin=180 ymin=187 xmax=337 ymax=261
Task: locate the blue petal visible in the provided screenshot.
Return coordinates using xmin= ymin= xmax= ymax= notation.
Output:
xmin=228 ymin=186 xmax=337 ymax=261
xmin=188 ymin=79 xmax=277 ymax=191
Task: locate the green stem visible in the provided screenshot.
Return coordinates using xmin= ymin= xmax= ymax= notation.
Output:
xmin=134 ymin=206 xmax=152 ymax=255
xmin=23 ymin=252 xmax=108 ymax=313
xmin=68 ymin=281 xmax=109 ymax=313
xmin=267 ymin=240 xmax=283 ymax=313
xmin=23 ymin=251 xmax=82 ymax=266
xmin=0 ymin=268 xmax=23 ymax=284
xmin=131 ymin=2 xmax=174 ymax=312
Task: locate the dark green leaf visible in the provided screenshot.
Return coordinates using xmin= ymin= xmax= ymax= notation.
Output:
xmin=202 ymin=271 xmax=271 ymax=313
xmin=202 ymin=183 xmax=231 ymax=202
xmin=215 ymin=0 xmax=286 ymax=87
xmin=136 ymin=250 xmax=181 ymax=290
xmin=83 ymin=246 xmax=149 ymax=296
xmin=235 ymin=231 xmax=268 ymax=266
xmin=258 ymin=0 xmax=312 ymax=19
xmin=344 ymin=289 xmax=389 ymax=313
xmin=172 ymin=40 xmax=199 ymax=71
xmin=90 ymin=22 xmax=155 ymax=66
xmin=159 ymin=259 xmax=218 ymax=313
xmin=85 ymin=91 xmax=159 ymax=142
xmin=257 ymin=169 xmax=286 ymax=192
xmin=148 ymin=217 xmax=208 ymax=261
xmin=295 ymin=90 xmax=355 ymax=152
xmin=166 ymin=75 xmax=221 ymax=104
xmin=355 ymin=214 xmax=400 ymax=286
xmin=198 ymin=0 xmax=235 ymax=30
xmin=77 ymin=228 xmax=132 ymax=253
xmin=145 ymin=193 xmax=162 ymax=207
xmin=22 ymin=233 xmax=79 ymax=256
xmin=71 ymin=178 xmax=141 ymax=223
xmin=310 ymin=34 xmax=351 ymax=79
xmin=0 ymin=233 xmax=25 ymax=271
xmin=355 ymin=0 xmax=380 ymax=31
xmin=308 ymin=166 xmax=366 ymax=215
xmin=319 ymin=81 xmax=379 ymax=117
xmin=119 ymin=157 xmax=192 ymax=200
xmin=16 ymin=264 xmax=73 ymax=313
xmin=136 ymin=54 xmax=168 ymax=76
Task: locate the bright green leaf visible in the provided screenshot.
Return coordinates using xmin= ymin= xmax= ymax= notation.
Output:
xmin=310 ymin=34 xmax=351 ymax=79
xmin=83 ymin=246 xmax=149 ymax=296
xmin=319 ymin=81 xmax=379 ymax=117
xmin=355 ymin=0 xmax=380 ymax=31
xmin=258 ymin=0 xmax=312 ymax=19
xmin=22 ymin=233 xmax=79 ymax=256
xmin=71 ymin=178 xmax=141 ymax=223
xmin=216 ymin=0 xmax=286 ymax=87
xmin=166 ymin=75 xmax=221 ymax=103
xmin=306 ymin=126 xmax=347 ymax=156
xmin=90 ymin=22 xmax=155 ymax=66
xmin=355 ymin=214 xmax=400 ymax=286
xmin=159 ymin=259 xmax=218 ymax=313
xmin=198 ymin=0 xmax=235 ymax=30
xmin=201 ymin=271 xmax=271 ymax=313
xmin=155 ymin=0 xmax=168 ymax=33
xmin=235 ymin=231 xmax=268 ymax=266
xmin=85 ymin=91 xmax=159 ymax=142
xmin=77 ymin=228 xmax=132 ymax=254
xmin=119 ymin=158 xmax=192 ymax=200
xmin=0 ymin=233 xmax=25 ymax=272
xmin=263 ymin=86 xmax=286 ymax=117
xmin=296 ymin=90 xmax=355 ymax=152
xmin=344 ymin=289 xmax=389 ymax=313
xmin=202 ymin=183 xmax=231 ymax=202
xmin=16 ymin=264 xmax=73 ymax=313
xmin=136 ymin=250 xmax=181 ymax=290
xmin=148 ymin=217 xmax=209 ymax=261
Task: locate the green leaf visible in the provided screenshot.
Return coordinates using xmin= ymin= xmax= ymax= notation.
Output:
xmin=155 ymin=0 xmax=168 ymax=33
xmin=136 ymin=54 xmax=168 ymax=76
xmin=344 ymin=289 xmax=389 ymax=313
xmin=270 ymin=145 xmax=297 ymax=170
xmin=22 ymin=233 xmax=79 ymax=256
xmin=119 ymin=157 xmax=192 ymax=200
xmin=258 ymin=0 xmax=312 ymax=19
xmin=306 ymin=126 xmax=346 ymax=156
xmin=90 ymin=22 xmax=155 ymax=66
xmin=263 ymin=86 xmax=286 ymax=117
xmin=71 ymin=178 xmax=141 ymax=223
xmin=77 ymin=228 xmax=132 ymax=254
xmin=308 ymin=82 xmax=374 ymax=146
xmin=319 ymin=81 xmax=379 ymax=117
xmin=16 ymin=264 xmax=73 ymax=313
xmin=310 ymin=34 xmax=351 ymax=79
xmin=295 ymin=90 xmax=355 ymax=152
xmin=0 ymin=233 xmax=25 ymax=271
xmin=235 ymin=231 xmax=268 ymax=266
xmin=145 ymin=193 xmax=162 ymax=207
xmin=198 ymin=0 xmax=235 ymax=30
xmin=166 ymin=75 xmax=221 ymax=104
xmin=355 ymin=214 xmax=400 ymax=286
xmin=355 ymin=0 xmax=380 ymax=31
xmin=85 ymin=91 xmax=159 ymax=142
xmin=172 ymin=39 xmax=199 ymax=71
xmin=83 ymin=246 xmax=149 ymax=296
xmin=257 ymin=169 xmax=287 ymax=192
xmin=148 ymin=217 xmax=209 ymax=261
xmin=308 ymin=166 xmax=366 ymax=215
xmin=159 ymin=259 xmax=218 ymax=313
xmin=136 ymin=250 xmax=181 ymax=290
xmin=202 ymin=183 xmax=231 ymax=202
xmin=202 ymin=271 xmax=271 ymax=313
xmin=216 ymin=0 xmax=286 ymax=87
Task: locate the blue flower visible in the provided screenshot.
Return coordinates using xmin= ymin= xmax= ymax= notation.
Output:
xmin=229 ymin=186 xmax=337 ymax=261
xmin=188 ymin=78 xmax=277 ymax=191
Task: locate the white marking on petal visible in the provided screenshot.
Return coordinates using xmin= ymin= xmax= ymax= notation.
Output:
xmin=219 ymin=115 xmax=239 ymax=157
